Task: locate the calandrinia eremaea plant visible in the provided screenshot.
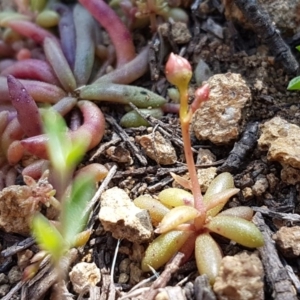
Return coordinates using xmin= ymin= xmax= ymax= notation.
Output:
xmin=134 ymin=53 xmax=264 ymax=284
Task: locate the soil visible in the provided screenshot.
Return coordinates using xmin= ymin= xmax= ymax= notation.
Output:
xmin=1 ymin=0 xmax=300 ymax=299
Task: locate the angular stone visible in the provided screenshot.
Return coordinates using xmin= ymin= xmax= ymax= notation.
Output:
xmin=138 ymin=131 xmax=177 ymax=165
xmin=273 ymin=226 xmax=300 ymax=258
xmin=214 ymin=252 xmax=264 ymax=300
xmin=192 ymin=73 xmax=251 ymax=144
xmin=258 ymin=117 xmax=300 ymax=169
xmin=99 ymin=187 xmax=153 ymax=243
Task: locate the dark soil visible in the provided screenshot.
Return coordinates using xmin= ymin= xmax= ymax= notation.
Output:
xmin=1 ymin=0 xmax=300 ymax=299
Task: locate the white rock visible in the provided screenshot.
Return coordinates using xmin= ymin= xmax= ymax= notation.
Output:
xmin=69 ymin=262 xmax=101 ymax=294
xmin=99 ymin=187 xmax=153 ymax=243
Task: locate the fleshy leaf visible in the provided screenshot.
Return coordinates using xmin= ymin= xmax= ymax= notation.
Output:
xmin=205 ymin=215 xmax=264 ymax=248
xmin=158 ymin=188 xmax=194 ymax=207
xmin=218 ymin=206 xmax=254 ymax=220
xmin=203 ymin=173 xmax=235 ymax=217
xmin=195 ymin=233 xmax=223 ymax=285
xmin=134 ymin=195 xmax=170 ymax=226
xmin=155 ymin=206 xmax=200 ymax=234
xmin=141 ymin=230 xmax=191 ymax=272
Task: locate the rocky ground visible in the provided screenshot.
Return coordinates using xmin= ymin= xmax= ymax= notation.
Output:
xmin=1 ymin=0 xmax=300 ymax=299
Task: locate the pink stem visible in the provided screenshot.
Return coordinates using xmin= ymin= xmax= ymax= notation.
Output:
xmin=79 ymin=0 xmax=136 ymax=67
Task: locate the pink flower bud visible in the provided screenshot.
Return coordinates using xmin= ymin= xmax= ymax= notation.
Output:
xmin=191 ymin=84 xmax=210 ymax=113
xmin=165 ymin=53 xmax=192 ymax=88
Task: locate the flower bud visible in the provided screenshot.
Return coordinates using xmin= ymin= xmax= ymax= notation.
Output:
xmin=165 ymin=53 xmax=192 ymax=89
xmin=22 ymin=261 xmax=41 ymax=281
xmin=191 ymin=83 xmax=210 ymax=113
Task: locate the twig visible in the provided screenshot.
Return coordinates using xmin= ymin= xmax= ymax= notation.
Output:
xmin=252 ymin=212 xmax=298 ymax=300
xmin=234 ymin=0 xmax=299 ymax=74
xmin=194 ymin=275 xmax=216 ymax=300
xmin=252 ymin=206 xmax=300 ymax=223
xmin=105 ymin=115 xmax=148 ymax=166
xmin=86 ymin=164 xmax=117 ymax=215
xmin=141 ymin=252 xmax=184 ymax=299
xmin=23 ymin=249 xmax=78 ymax=300
xmin=218 ymin=122 xmax=259 ymax=173
xmin=1 ymin=237 xmax=35 ymax=258
xmin=2 ymin=281 xmax=24 ymax=300
xmin=108 ymin=239 xmax=121 ymax=300
xmin=128 ymin=102 xmax=185 ymax=150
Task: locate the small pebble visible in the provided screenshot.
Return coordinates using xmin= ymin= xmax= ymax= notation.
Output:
xmin=0 ymin=284 xmax=10 ymax=297
xmin=69 ymin=262 xmax=101 ymax=294
xmin=8 ymin=266 xmax=22 ymax=284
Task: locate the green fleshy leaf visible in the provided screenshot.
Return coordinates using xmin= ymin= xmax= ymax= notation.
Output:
xmin=141 ymin=230 xmax=191 ymax=272
xmin=31 ymin=213 xmax=66 ymax=263
xmin=60 ymin=174 xmax=95 ymax=247
xmin=287 ymin=76 xmax=300 ymax=90
xmin=296 ymin=45 xmax=300 ymax=52
xmin=205 ymin=215 xmax=264 ymax=248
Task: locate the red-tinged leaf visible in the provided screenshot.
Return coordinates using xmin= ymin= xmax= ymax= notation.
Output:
xmin=203 ymin=173 xmax=235 ymax=217
xmin=5 ymin=20 xmax=58 ymax=44
xmin=79 ymin=0 xmax=135 ymax=67
xmin=155 ymin=206 xmax=200 ymax=234
xmin=1 ymin=59 xmax=60 ymax=86
xmin=43 ymin=37 xmax=76 ymax=92
xmin=21 ymin=134 xmax=49 ymax=159
xmin=7 ymin=75 xmax=42 ymax=137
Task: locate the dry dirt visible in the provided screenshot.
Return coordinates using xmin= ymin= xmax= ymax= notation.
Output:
xmin=1 ymin=0 xmax=300 ymax=299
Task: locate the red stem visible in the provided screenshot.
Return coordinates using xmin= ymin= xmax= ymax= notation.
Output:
xmin=179 ymin=89 xmax=206 ymax=229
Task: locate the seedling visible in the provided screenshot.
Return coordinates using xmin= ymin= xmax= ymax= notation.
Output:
xmin=24 ymin=109 xmax=95 ymax=280
xmin=134 ymin=53 xmax=264 ymax=284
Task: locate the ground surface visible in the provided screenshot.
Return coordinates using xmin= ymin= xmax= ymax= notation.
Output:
xmin=1 ymin=0 xmax=300 ymax=299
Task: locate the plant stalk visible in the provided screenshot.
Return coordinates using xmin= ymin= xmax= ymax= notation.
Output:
xmin=179 ymin=87 xmax=205 ymax=221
